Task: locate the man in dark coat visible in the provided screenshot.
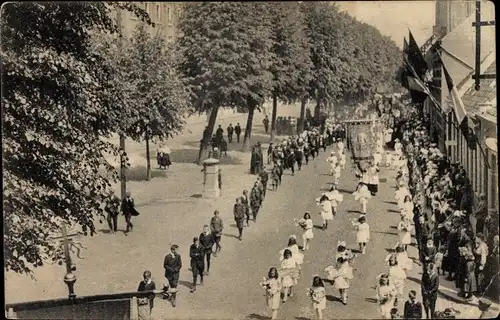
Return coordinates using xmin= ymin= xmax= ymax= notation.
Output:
xmin=189 ymin=237 xmax=205 ymax=292
xmin=259 ymin=168 xmax=269 ymax=199
xmin=251 ymin=147 xmax=261 ymax=175
xmin=233 ymin=197 xmax=246 ymax=240
xmin=421 ymin=263 xmax=439 ymax=319
xmin=235 ymin=123 xmax=242 ymax=143
xmin=256 ymin=142 xmax=264 ymax=172
xmin=105 ymin=194 xmax=121 ymax=233
xmin=263 ymin=115 xmax=269 ymax=133
xmin=121 ymin=191 xmax=137 ymax=234
xmin=163 ymin=245 xmax=182 ymax=307
xmin=227 ymin=123 xmax=234 ymax=143
xmin=210 ymin=210 xmax=223 ymax=256
xmin=215 ymin=125 xmax=224 ymax=145
xmin=250 ymin=182 xmax=263 ymax=222
xmin=199 ymin=225 xmax=214 ymax=275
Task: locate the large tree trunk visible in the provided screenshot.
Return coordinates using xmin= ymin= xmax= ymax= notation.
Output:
xmin=298 ymin=96 xmax=307 ymax=134
xmin=270 ymin=92 xmax=278 ymax=142
xmin=119 ymin=135 xmax=127 ymax=199
xmin=145 ymin=132 xmax=151 ymax=181
xmin=197 ymin=106 xmax=219 ymax=165
xmin=242 ymin=104 xmax=256 ymax=152
xmin=314 ymin=97 xmax=321 ymax=123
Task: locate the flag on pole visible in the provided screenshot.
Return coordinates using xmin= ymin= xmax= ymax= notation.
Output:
xmin=441 ymin=56 xmax=477 ymax=149
xmin=408 ymin=30 xmax=429 ymax=79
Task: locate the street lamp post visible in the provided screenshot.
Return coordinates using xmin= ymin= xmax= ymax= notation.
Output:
xmin=61 ymin=224 xmax=77 ymax=299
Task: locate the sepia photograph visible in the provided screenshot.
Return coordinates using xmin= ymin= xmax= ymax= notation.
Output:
xmin=2 ymin=1 xmax=498 ymax=319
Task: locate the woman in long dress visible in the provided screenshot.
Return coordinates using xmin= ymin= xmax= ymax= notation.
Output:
xmin=280 ymin=249 xmax=298 ymax=302
xmin=260 ymin=267 xmax=281 ymax=320
xmin=317 ymin=194 xmax=333 ymax=230
xmin=353 ymin=183 xmax=371 ymax=214
xmin=377 ymin=276 xmax=397 ymax=319
xmin=353 ymin=215 xmax=370 ymax=254
xmin=325 ymin=257 xmax=354 ymax=305
xmin=308 ymin=275 xmax=326 ymax=320
xmin=397 ymin=215 xmax=413 ymax=251
xmin=279 ymin=235 xmax=304 ymax=272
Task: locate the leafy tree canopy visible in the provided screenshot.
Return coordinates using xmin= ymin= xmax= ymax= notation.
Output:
xmin=2 ymin=2 xmax=150 ymax=274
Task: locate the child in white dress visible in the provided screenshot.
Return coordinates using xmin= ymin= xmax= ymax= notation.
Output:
xmin=399 ymin=195 xmax=414 ymax=221
xmin=326 ymin=185 xmax=343 ymax=216
xmin=353 ymin=215 xmax=370 ymax=254
xmin=388 ymin=258 xmax=407 ymax=307
xmin=326 ymin=152 xmax=338 ymax=176
xmin=296 ymin=212 xmax=314 ymax=251
xmin=308 ymin=275 xmax=326 ymax=320
xmin=335 ymin=241 xmax=355 ymax=264
xmin=316 ymin=195 xmax=333 ymax=230
xmin=280 ymin=249 xmax=298 ymax=302
xmin=333 ymin=162 xmax=342 ymax=185
xmin=325 ymin=257 xmax=354 ymax=305
xmin=339 ymin=150 xmax=346 ymax=170
xmin=260 ymin=267 xmax=281 ymax=320
xmin=377 ymin=276 xmax=397 ymax=319
xmin=279 ymin=235 xmax=304 ymax=271
xmin=397 ymin=216 xmax=413 ymax=251
xmin=353 ymin=183 xmax=371 ymax=214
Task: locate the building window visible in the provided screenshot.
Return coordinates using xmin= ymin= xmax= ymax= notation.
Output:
xmin=167 ymin=6 xmax=173 ymax=23
xmin=157 ymin=4 xmax=161 ymax=21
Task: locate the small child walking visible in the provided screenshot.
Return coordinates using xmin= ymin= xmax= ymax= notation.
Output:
xmin=308 ymin=275 xmax=327 ymax=320
xmin=353 ymin=215 xmax=370 ymax=254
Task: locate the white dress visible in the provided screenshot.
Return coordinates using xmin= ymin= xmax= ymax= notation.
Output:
xmin=388 ymin=266 xmax=407 ymax=295
xmin=325 ymin=263 xmax=353 ymax=289
xmin=356 ymin=222 xmax=370 ymax=243
xmin=378 ymin=285 xmax=397 ymax=318
xmin=303 ymin=219 xmax=314 ymax=239
xmin=280 ymin=258 xmax=298 ymax=287
xmin=353 ymin=185 xmax=371 ymax=205
xmin=279 ymin=244 xmax=304 ymax=265
xmin=320 ymin=200 xmax=334 ymax=221
xmin=373 ymin=153 xmax=382 ymax=166
xmin=397 ymin=220 xmax=413 ymax=245
xmin=326 ymin=191 xmax=343 ymax=208
xmin=400 ymin=201 xmax=414 ymax=220
xmin=311 ymin=286 xmax=326 ymax=310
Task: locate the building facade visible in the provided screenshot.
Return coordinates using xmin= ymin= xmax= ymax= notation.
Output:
xmin=425 ymin=0 xmax=497 ymax=210
xmin=116 ymin=2 xmax=183 ymax=42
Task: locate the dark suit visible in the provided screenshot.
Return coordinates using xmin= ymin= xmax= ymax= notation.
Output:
xmin=121 ymin=197 xmax=136 ymax=232
xmin=404 ymin=300 xmax=423 ymax=319
xmin=190 ymin=244 xmax=205 ymax=286
xmin=163 ymin=253 xmax=182 ymax=288
xmin=250 ymin=187 xmax=262 ymax=220
xmin=235 ymin=125 xmax=241 ymax=143
xmin=421 ymin=271 xmax=439 ymax=318
xmin=199 ymin=232 xmax=215 ymax=272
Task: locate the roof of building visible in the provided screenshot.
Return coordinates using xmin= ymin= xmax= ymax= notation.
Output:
xmin=440 ymin=2 xmax=495 ymax=87
xmin=461 ymin=61 xmax=497 ymax=118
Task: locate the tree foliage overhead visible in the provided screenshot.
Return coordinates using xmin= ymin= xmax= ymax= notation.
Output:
xmin=2 ymin=2 xmax=150 ymax=274
xmin=176 ymin=2 xmax=274 ymax=111
xmin=267 ymin=2 xmax=312 ymax=103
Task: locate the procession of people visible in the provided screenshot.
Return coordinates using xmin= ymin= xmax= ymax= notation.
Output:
xmin=130 ymin=92 xmax=497 ymax=320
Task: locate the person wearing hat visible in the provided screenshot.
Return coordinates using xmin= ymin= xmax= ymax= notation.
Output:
xmin=121 ymin=191 xmax=137 ymax=234
xmin=163 ymin=245 xmax=182 ymax=307
xmin=189 ymin=237 xmax=205 ymax=292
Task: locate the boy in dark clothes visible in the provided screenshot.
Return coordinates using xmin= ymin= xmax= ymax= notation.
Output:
xmin=403 ymin=290 xmax=423 ymax=319
xmin=137 ymin=270 xmax=156 ymax=313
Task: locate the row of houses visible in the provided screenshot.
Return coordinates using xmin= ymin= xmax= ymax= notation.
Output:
xmin=422 ymin=0 xmax=497 ymax=211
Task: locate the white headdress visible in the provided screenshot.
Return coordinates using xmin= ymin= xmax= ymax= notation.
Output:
xmin=289 ymin=234 xmax=297 ymax=240
xmin=337 ymin=240 xmax=346 ymax=247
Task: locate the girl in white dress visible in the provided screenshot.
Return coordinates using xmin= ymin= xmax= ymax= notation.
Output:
xmin=260 ymin=267 xmax=281 ymax=320
xmin=394 ymin=184 xmax=410 ymax=209
xmin=308 ymin=275 xmax=326 ymax=320
xmin=326 ymin=152 xmax=338 ymax=176
xmin=339 ymin=150 xmax=346 ymax=170
xmin=296 ymin=212 xmax=313 ymax=251
xmin=353 ymin=183 xmax=371 ymax=214
xmin=326 ymin=185 xmax=343 ymax=216
xmin=325 ymin=257 xmax=354 ymax=305
xmin=377 ymin=276 xmax=397 ymax=319
xmin=280 ymin=249 xmax=298 ymax=302
xmin=388 ymin=257 xmax=407 ymax=307
xmin=353 ymin=215 xmax=370 ymax=254
xmin=279 ymin=235 xmax=304 ymax=271
xmin=317 ymin=195 xmax=333 ymax=231
xmin=335 ymin=241 xmax=355 ymax=264
xmin=333 ymin=162 xmax=342 ymax=186
xmin=385 ymin=244 xmax=413 ymax=272
xmin=400 ymin=195 xmax=414 ymax=221
xmin=397 ymin=215 xmax=413 ymax=251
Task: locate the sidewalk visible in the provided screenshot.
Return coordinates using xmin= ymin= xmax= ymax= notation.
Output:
xmin=376 ymin=160 xmax=500 ymax=319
